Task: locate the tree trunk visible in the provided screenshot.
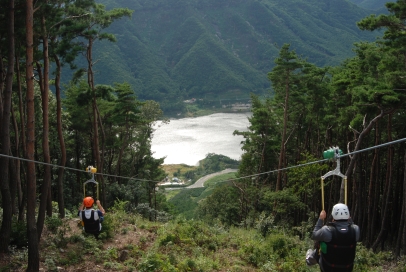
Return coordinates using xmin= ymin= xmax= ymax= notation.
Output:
xmin=11 ymin=106 xmax=22 ymax=216
xmin=395 ymin=150 xmax=406 ymax=256
xmin=15 ymin=53 xmax=26 ymax=222
xmin=371 ymin=115 xmax=393 ymax=251
xmin=276 ymin=77 xmax=289 ymax=191
xmin=115 ymin=124 xmax=129 ymax=184
xmin=87 ymin=38 xmax=102 ymax=198
xmin=36 ymin=29 xmax=52 ymax=237
xmin=0 ymin=52 xmax=3 ymax=114
xmin=366 ymin=123 xmax=379 ymax=247
xmin=0 ymin=0 xmax=15 ymax=252
xmin=54 ymin=54 xmax=66 ymax=218
xmin=342 ymin=110 xmax=387 ymax=203
xmin=26 ymin=0 xmax=40 ymax=268
xmin=95 ymin=105 xmax=106 ymax=204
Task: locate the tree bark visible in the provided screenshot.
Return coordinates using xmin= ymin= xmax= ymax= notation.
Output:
xmin=11 ymin=106 xmax=22 ymax=216
xmin=0 ymin=0 xmax=15 ymax=252
xmin=26 ymin=0 xmax=40 ymax=268
xmin=54 ymin=54 xmax=66 ymax=218
xmin=395 ymin=150 xmax=406 ymax=256
xmin=366 ymin=123 xmax=379 ymax=247
xmin=371 ymin=115 xmax=393 ymax=251
xmin=36 ymin=13 xmax=52 ymax=239
xmin=15 ymin=53 xmax=26 ymax=222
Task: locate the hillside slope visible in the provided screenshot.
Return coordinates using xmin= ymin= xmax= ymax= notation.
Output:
xmin=68 ymin=0 xmax=384 ymax=113
xmin=348 ymin=0 xmax=390 ymax=10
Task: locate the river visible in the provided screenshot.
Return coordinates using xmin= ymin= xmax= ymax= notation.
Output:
xmin=151 ymin=112 xmax=252 ymax=165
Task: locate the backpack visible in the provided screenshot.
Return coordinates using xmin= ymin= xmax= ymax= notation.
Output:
xmin=320 ymin=222 xmax=357 ymax=271
xmin=81 ymin=210 xmax=100 ymax=234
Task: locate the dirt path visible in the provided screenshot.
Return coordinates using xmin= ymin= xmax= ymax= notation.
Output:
xmin=187 ymin=168 xmax=238 ymax=188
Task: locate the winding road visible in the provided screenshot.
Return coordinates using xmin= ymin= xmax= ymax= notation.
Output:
xmin=186 ymin=168 xmax=238 ymax=188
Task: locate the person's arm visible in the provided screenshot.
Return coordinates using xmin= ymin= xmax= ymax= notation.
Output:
xmin=78 ymin=203 xmax=84 ymax=216
xmin=96 ymin=200 xmax=105 ymax=215
xmin=353 ymin=224 xmax=360 ymax=241
xmin=311 ymin=210 xmax=332 ymax=242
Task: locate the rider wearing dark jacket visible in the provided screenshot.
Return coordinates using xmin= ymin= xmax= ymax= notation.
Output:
xmin=78 ymin=196 xmax=106 ymax=238
xmin=311 ymin=203 xmax=360 ymax=272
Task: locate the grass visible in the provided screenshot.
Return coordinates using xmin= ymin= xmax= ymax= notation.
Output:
xmin=160 ymin=164 xmax=197 ymax=176
xmin=2 ymin=202 xmax=406 ymax=272
xmin=204 ymin=172 xmax=237 ymax=187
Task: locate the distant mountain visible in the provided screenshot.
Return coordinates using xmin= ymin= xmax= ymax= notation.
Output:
xmin=68 ymin=0 xmax=384 ymax=113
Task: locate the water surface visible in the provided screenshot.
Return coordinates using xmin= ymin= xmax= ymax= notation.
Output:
xmin=151 ymin=113 xmax=251 ymax=165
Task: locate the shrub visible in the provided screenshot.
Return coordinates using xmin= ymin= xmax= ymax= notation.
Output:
xmin=137 ymin=253 xmax=177 ymax=272
xmin=58 ymin=246 xmax=83 ymax=266
xmin=98 ymin=214 xmax=114 ymax=240
xmin=10 ymin=220 xmax=28 ymax=248
xmin=159 ymin=233 xmax=178 ymax=246
xmin=255 ymin=212 xmax=275 ymax=237
xmin=45 ymin=216 xmax=63 ymax=232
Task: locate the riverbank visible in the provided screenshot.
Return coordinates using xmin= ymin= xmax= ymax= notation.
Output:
xmin=164 ymin=105 xmax=252 ymax=119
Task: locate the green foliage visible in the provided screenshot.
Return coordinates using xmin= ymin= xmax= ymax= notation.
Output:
xmin=99 ymin=199 xmax=130 ymax=239
xmin=10 ymin=220 xmax=28 ymax=248
xmin=197 ymin=183 xmax=240 ymax=226
xmin=260 ymin=188 xmax=306 ymax=224
xmin=45 ymin=216 xmax=63 ymax=232
xmin=180 ymin=154 xmax=239 ymax=184
xmin=4 ymin=208 xmax=403 ymax=271
xmin=137 ymin=253 xmax=177 ymax=272
xmin=168 ymin=188 xmax=205 ymax=219
xmin=198 ymin=153 xmax=240 ymax=173
xmin=98 ymin=213 xmax=114 ymax=240
xmin=255 ymin=212 xmax=275 ymax=237
xmin=58 ymin=245 xmax=84 ymax=266
xmin=70 ymin=0 xmax=377 ymax=114
xmin=353 ymin=244 xmax=401 ymax=271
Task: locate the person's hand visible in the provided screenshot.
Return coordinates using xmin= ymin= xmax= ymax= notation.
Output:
xmin=96 ymin=200 xmax=101 ymax=205
xmin=319 ymin=210 xmax=326 ymax=220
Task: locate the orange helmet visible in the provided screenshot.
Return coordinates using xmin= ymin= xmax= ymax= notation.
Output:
xmin=83 ymin=197 xmax=94 ymax=208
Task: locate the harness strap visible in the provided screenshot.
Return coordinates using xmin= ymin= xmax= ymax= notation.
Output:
xmin=331 ymin=244 xmax=356 ymax=249
xmin=321 ymin=255 xmax=353 ymax=269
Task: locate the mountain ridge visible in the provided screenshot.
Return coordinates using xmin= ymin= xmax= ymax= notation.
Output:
xmin=68 ymin=0 xmax=384 ymax=113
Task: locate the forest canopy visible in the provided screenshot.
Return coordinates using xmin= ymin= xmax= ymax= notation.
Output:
xmin=0 ymin=0 xmax=406 ymax=270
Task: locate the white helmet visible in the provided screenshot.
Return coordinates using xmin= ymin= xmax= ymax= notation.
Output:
xmin=332 ymin=203 xmax=350 ymax=220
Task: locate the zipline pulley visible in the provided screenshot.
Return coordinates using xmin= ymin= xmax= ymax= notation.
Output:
xmin=320 ymin=147 xmax=347 ymax=211
xmin=83 ymin=166 xmax=99 ymax=200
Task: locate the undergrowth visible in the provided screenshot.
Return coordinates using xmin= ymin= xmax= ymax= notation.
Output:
xmin=1 ymin=201 xmax=405 ymax=272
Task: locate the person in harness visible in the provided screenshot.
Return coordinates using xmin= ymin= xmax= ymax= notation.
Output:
xmin=309 ymin=203 xmax=360 ymax=272
xmin=78 ymin=196 xmax=106 ymax=238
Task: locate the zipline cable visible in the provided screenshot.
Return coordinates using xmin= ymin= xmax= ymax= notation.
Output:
xmin=223 ymin=137 xmax=406 ymax=182
xmin=0 ymin=153 xmax=160 ymax=183
xmin=0 ymin=137 xmax=405 ymax=184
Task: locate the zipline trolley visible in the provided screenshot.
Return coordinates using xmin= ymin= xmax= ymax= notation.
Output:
xmin=321 ymin=147 xmax=347 ymax=211
xmin=83 ymin=166 xmax=99 ymax=200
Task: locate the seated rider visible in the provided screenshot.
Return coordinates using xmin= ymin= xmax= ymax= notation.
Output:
xmin=78 ymin=196 xmax=105 ymax=238
xmin=309 ymin=203 xmax=360 ymax=272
